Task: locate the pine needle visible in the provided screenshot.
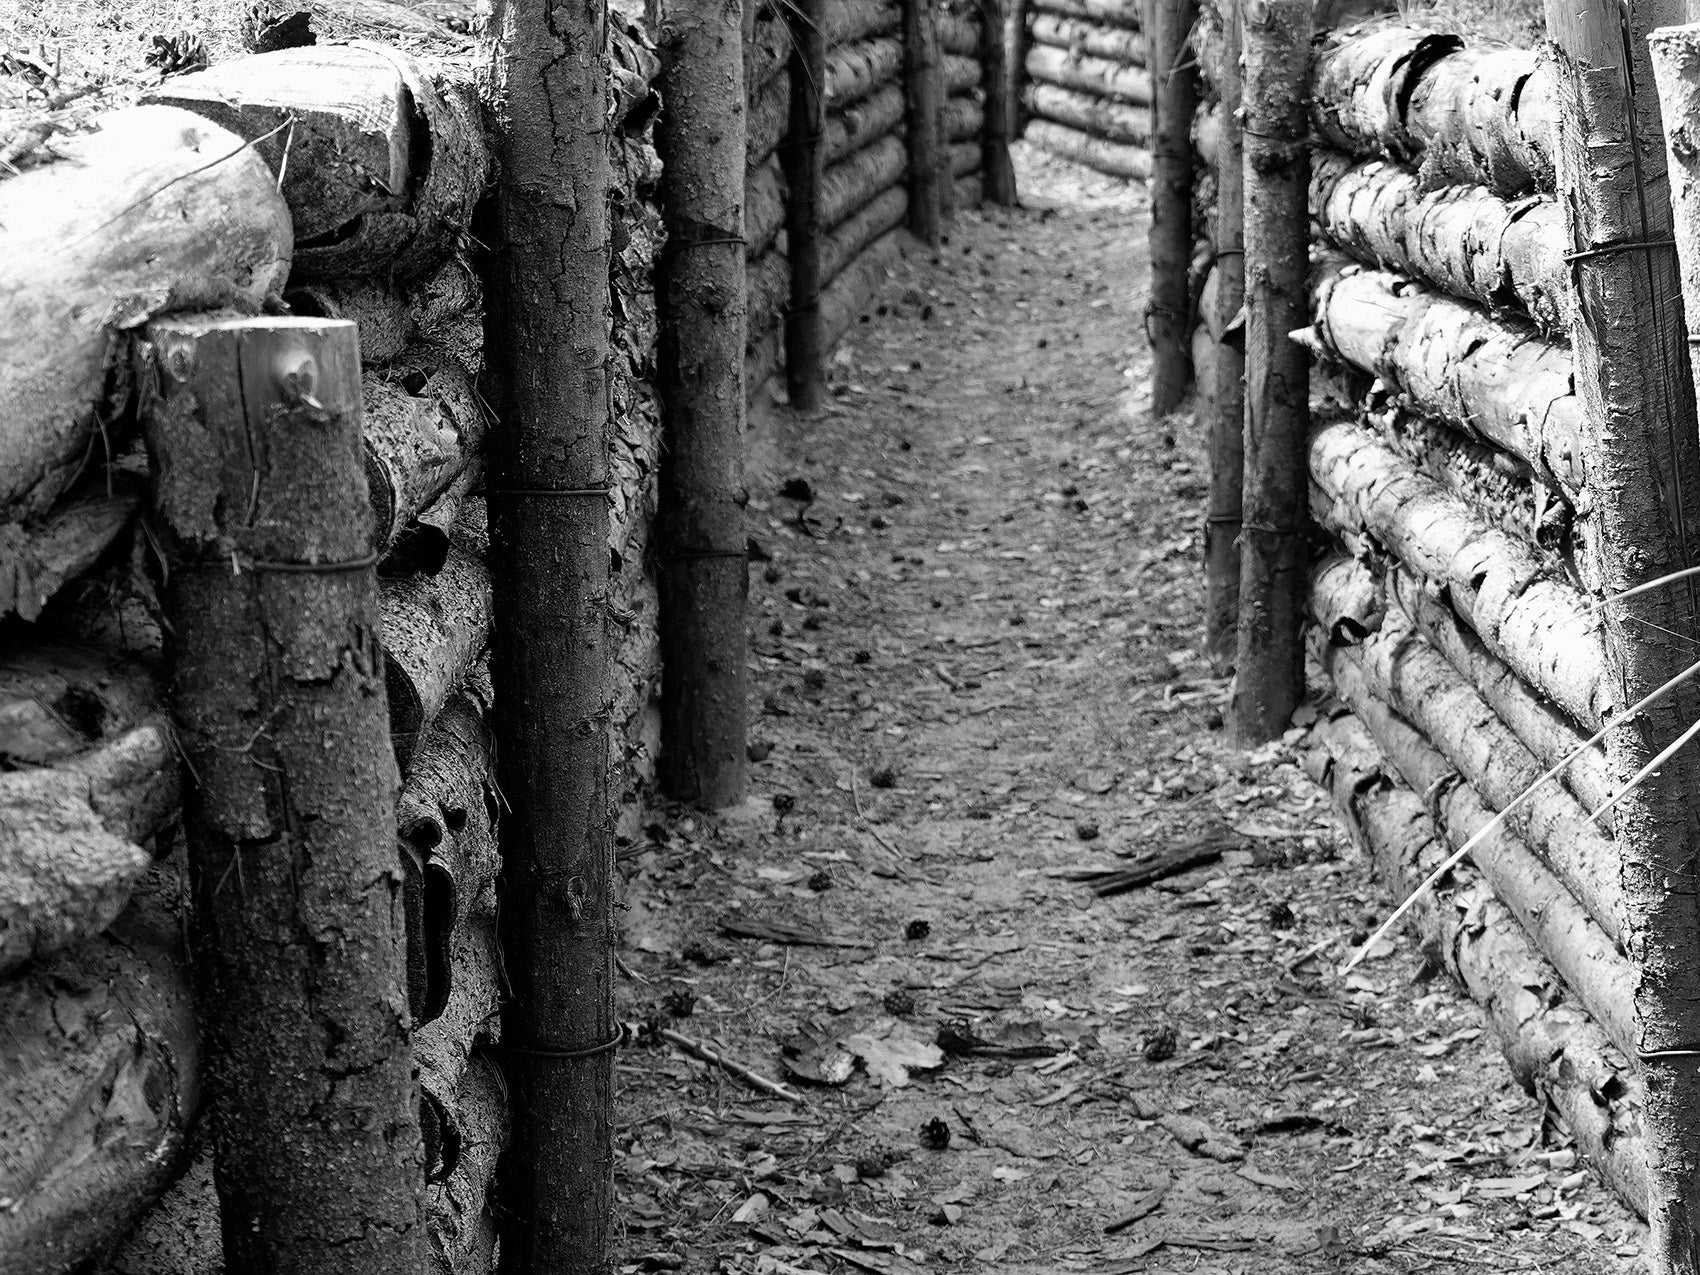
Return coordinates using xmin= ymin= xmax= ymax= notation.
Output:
xmin=1339 ymin=654 xmax=1700 ymax=975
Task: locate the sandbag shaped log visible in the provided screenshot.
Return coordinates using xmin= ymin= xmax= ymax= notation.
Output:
xmin=0 ymin=106 xmax=291 ymax=525
xmin=943 ymin=53 xmax=981 ymax=95
xmin=381 ymin=532 xmax=494 ymax=773
xmin=939 ymin=11 xmax=982 ymax=55
xmin=1302 ymin=713 xmax=1648 ymax=1216
xmin=747 ymin=157 xmax=790 ymax=258
xmin=826 ymin=37 xmax=905 ymax=107
xmin=1025 ymin=119 xmax=1152 ymax=178
xmin=822 ymin=186 xmax=910 ymax=284
xmin=1308 ymin=261 xmax=1585 ymax=502
xmin=822 ymin=228 xmax=913 ymax=349
xmin=1025 ymin=82 xmax=1151 ymax=144
xmin=0 ymin=474 xmax=144 ymax=625
xmin=364 ymin=352 xmax=488 ymax=556
xmin=1028 ymin=12 xmax=1145 ymax=63
xmin=1311 ymin=150 xmax=1568 ymax=333
xmin=1029 ymin=0 xmax=1142 ymax=31
xmin=746 ymin=8 xmax=794 ymax=94
xmin=1025 ymin=43 xmax=1153 ymax=104
xmin=821 ymin=134 xmax=909 ymax=230
xmin=426 ymin=1052 xmax=508 ymax=1275
xmin=148 ymin=44 xmax=491 ymax=279
xmin=748 ymin=68 xmax=791 ymax=168
xmin=1309 ymin=24 xmax=1556 ymax=196
xmin=823 ymin=0 xmax=902 ymax=43
xmin=949 ymin=141 xmax=982 ymax=177
xmin=747 ymin=249 xmax=794 ymax=341
xmin=0 ymin=893 xmax=200 ymax=1275
xmin=945 ymin=97 xmax=985 ymax=143
xmin=1309 ymin=418 xmax=1607 ymax=729
xmin=824 ymin=83 xmax=907 ymax=164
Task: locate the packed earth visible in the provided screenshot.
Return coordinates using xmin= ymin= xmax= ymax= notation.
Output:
xmin=610 ymin=147 xmax=1646 ymax=1275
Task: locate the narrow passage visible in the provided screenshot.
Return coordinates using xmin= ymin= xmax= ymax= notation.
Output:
xmin=613 ymin=150 xmax=1641 ymax=1275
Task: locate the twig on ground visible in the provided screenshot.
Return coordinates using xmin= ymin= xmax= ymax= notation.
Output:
xmin=658 ymin=1027 xmax=806 ymax=1104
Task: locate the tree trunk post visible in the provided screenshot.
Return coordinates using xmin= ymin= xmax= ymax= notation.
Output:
xmin=1577 ymin=11 xmax=1700 ymax=1270
xmin=1229 ymin=0 xmax=1310 ymax=746
xmin=904 ymin=0 xmax=946 ymax=244
xmin=1008 ymin=0 xmax=1030 ymax=133
xmin=141 ymin=316 xmax=426 ymax=1273
xmin=980 ymin=0 xmax=1019 ymax=204
xmin=483 ymin=0 xmax=618 ymax=1267
xmin=1145 ymin=0 xmax=1199 ymax=416
xmin=1204 ymin=0 xmax=1244 ymax=669
xmin=657 ymin=0 xmax=751 ymax=808
xmin=781 ymin=0 xmax=827 ymax=409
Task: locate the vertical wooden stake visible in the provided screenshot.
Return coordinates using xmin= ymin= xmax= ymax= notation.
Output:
xmin=980 ymin=0 xmax=1019 ymax=205
xmin=781 ymin=0 xmax=827 ymax=409
xmin=1205 ymin=0 xmax=1245 ymax=668
xmin=1145 ymin=0 xmax=1199 ymax=417
xmin=142 ymin=316 xmax=426 ymax=1274
xmin=1007 ymin=0 xmax=1031 ymax=134
xmin=658 ymin=0 xmax=751 ymax=808
xmin=905 ymin=0 xmax=946 ymax=244
xmin=1582 ymin=13 xmax=1700 ymax=1272
xmin=1229 ymin=0 xmax=1310 ymax=746
xmin=484 ymin=0 xmax=617 ymax=1266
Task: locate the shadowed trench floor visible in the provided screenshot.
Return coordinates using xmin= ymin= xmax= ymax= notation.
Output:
xmin=609 ymin=146 xmax=1642 ymax=1275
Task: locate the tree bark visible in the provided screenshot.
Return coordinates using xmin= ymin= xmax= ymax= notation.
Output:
xmin=827 ymin=37 xmax=906 ymax=107
xmin=0 ymin=473 xmax=143 ymax=624
xmin=1560 ymin=8 xmax=1700 ymax=1268
xmin=1204 ymin=0 xmax=1243 ymax=669
xmin=822 ymin=135 xmax=911 ymax=228
xmin=1229 ymin=0 xmax=1310 ymax=745
xmin=1308 ymin=260 xmax=1585 ymax=502
xmin=1302 ymin=711 xmax=1650 ymax=1216
xmin=363 ymin=355 xmax=489 ymax=555
xmin=824 ymin=82 xmax=907 ymax=163
xmin=945 ymin=97 xmax=987 ymax=141
xmin=482 ymin=0 xmax=618 ymax=1262
xmin=0 ymin=106 xmax=290 ymax=525
xmin=782 ymin=0 xmax=829 ymax=409
xmin=1023 ymin=119 xmax=1152 ymax=176
xmin=1029 ymin=0 xmax=1142 ymax=29
xmin=1311 ymin=150 xmax=1570 ymax=334
xmin=749 ymin=67 xmax=791 ymax=166
xmin=1023 ymin=82 xmax=1150 ymax=141
xmin=748 ymin=155 xmax=790 ymax=257
xmin=142 ymin=316 xmax=425 ymax=1272
xmin=658 ymin=0 xmax=751 ymax=810
xmin=1145 ymin=0 xmax=1197 ymax=415
xmin=822 ymin=186 xmax=911 ymax=283
xmin=939 ymin=9 xmax=982 ymax=53
xmin=1310 ymin=418 xmax=1608 ymax=729
xmin=903 ymin=0 xmax=946 ymax=245
xmin=1025 ymin=42 xmax=1152 ymax=102
xmin=824 ymin=0 xmax=903 ymax=42
xmin=1029 ymin=11 xmax=1144 ymax=61
xmin=979 ymin=0 xmax=1018 ymax=203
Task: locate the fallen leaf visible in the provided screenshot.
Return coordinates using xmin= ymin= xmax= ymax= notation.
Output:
xmin=991 ymin=1165 xmax=1030 ymax=1182
xmin=1159 ymin=1113 xmax=1245 ymax=1162
xmin=1237 ymin=1164 xmax=1299 ymax=1191
xmin=843 ymin=1017 xmax=946 ymax=1087
xmin=732 ymin=1193 xmax=770 ymax=1224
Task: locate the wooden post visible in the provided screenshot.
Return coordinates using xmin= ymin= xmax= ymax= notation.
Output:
xmin=1577 ymin=11 xmax=1700 ymax=1270
xmin=484 ymin=0 xmax=618 ymax=1265
xmin=1145 ymin=0 xmax=1199 ymax=416
xmin=1229 ymin=0 xmax=1310 ymax=745
xmin=904 ymin=0 xmax=946 ymax=244
xmin=141 ymin=316 xmax=426 ymax=1273
xmin=980 ymin=0 xmax=1019 ymax=204
xmin=1205 ymin=0 xmax=1244 ymax=669
xmin=1007 ymin=0 xmax=1030 ymax=133
xmin=781 ymin=0 xmax=827 ymax=409
xmin=657 ymin=0 xmax=751 ymax=808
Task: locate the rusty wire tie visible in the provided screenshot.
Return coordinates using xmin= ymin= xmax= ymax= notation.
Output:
xmin=489 ymin=487 xmax=613 ymax=500
xmin=501 ymin=1031 xmax=625 ymax=1061
xmin=1563 ymin=237 xmax=1675 ymax=264
xmin=189 ymin=550 xmax=381 ymax=575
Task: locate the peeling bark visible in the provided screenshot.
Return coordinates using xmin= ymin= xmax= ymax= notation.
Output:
xmin=1029 ymin=0 xmax=1143 ymax=30
xmin=1024 ymin=119 xmax=1152 ymax=176
xmin=1025 ymin=42 xmax=1153 ymax=102
xmin=826 ymin=37 xmax=905 ymax=107
xmin=1029 ymin=12 xmax=1144 ymax=62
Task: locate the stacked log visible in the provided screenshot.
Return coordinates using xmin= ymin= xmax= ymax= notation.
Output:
xmin=747 ymin=1 xmax=795 ymax=402
xmin=941 ymin=0 xmax=988 ymax=201
xmin=1019 ymin=0 xmax=1151 ymax=179
xmin=0 ymin=15 xmax=666 ymax=1273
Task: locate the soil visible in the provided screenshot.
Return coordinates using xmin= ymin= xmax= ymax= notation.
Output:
xmin=611 ymin=145 xmax=1645 ymax=1275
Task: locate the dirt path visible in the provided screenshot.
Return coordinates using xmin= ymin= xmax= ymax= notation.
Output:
xmin=611 ymin=147 xmax=1643 ymax=1275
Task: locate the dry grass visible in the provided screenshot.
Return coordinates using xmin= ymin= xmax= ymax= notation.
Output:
xmin=1396 ymin=0 xmax=1544 ymax=47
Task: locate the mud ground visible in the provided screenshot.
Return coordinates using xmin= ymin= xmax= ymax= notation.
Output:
xmin=611 ymin=144 xmax=1644 ymax=1275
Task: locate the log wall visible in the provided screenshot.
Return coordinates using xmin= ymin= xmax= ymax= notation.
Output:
xmin=0 ymin=0 xmax=998 ymax=1270
xmin=1191 ymin=10 xmax=1656 ymax=1226
xmin=1016 ymin=0 xmax=1152 ymax=178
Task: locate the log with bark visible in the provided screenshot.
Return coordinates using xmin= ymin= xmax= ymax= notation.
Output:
xmin=747 ymin=156 xmax=790 ymax=257
xmin=1309 ymin=26 xmax=1557 ymax=197
xmin=1204 ymin=0 xmax=1243 ymax=668
xmin=748 ymin=249 xmax=794 ymax=341
xmin=747 ymin=7 xmax=795 ymax=92
xmin=783 ymin=0 xmax=829 ymax=409
xmin=1024 ymin=119 xmax=1152 ymax=177
xmin=822 ymin=134 xmax=910 ymax=229
xmin=746 ymin=325 xmax=785 ymax=403
xmin=903 ymin=0 xmax=945 ymax=244
xmin=1024 ymin=81 xmax=1150 ymax=142
xmin=1309 ymin=418 xmax=1608 ymax=728
xmin=824 ymin=82 xmax=908 ymax=164
xmin=749 ymin=67 xmax=791 ymax=167
xmin=943 ymin=52 xmax=983 ymax=94
xmin=824 ymin=0 xmax=903 ymax=42
xmin=939 ymin=10 xmax=982 ymax=53
xmin=363 ymin=354 xmax=488 ymax=557
xmin=1302 ymin=712 xmax=1649 ymax=1216
xmin=0 ymin=106 xmax=291 ymax=525
xmin=287 ymin=258 xmax=487 ymax=376
xmin=1308 ymin=261 xmax=1585 ymax=503
xmin=149 ymin=45 xmax=491 ymax=279
xmin=979 ymin=0 xmax=1018 ymax=203
xmin=1025 ymin=42 xmax=1153 ymax=102
xmin=0 ymin=890 xmax=201 ymax=1275
xmin=821 ymin=228 xmax=915 ymax=350
xmin=945 ymin=97 xmax=986 ymax=141
xmin=1147 ymin=0 xmax=1199 ymax=416
xmin=1028 ymin=11 xmax=1144 ymax=61
xmin=1192 ymin=98 xmax=1221 ymax=168
xmin=0 ymin=473 xmax=144 ymax=624
xmin=425 ymin=1051 xmax=508 ymax=1275
xmin=382 ymin=533 xmax=495 ymax=774
xmin=1319 ymin=638 xmax=1635 ymax=1057
xmin=826 ymin=37 xmax=906 ymax=107
xmin=949 ymin=142 xmax=982 ymax=177
xmin=1311 ymin=577 xmax=1626 ymax=948
xmin=1310 ymin=150 xmax=1569 ymax=334
xmin=823 ymin=186 xmax=911 ymax=283
xmin=1029 ymin=0 xmax=1142 ymax=29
